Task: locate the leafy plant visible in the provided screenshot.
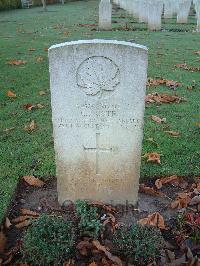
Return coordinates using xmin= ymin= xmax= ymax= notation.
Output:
xmin=75 ymin=200 xmax=102 ymax=238
xmin=22 ymin=214 xmax=76 ymax=265
xmin=112 ymin=223 xmax=164 ymax=265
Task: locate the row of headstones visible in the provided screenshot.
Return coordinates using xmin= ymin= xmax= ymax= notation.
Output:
xmin=99 ymin=0 xmax=200 ymax=31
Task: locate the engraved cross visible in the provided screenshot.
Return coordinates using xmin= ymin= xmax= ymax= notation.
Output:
xmin=83 ymin=133 xmax=112 ymax=174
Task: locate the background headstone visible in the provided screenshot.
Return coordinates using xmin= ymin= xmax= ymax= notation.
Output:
xmin=99 ymin=0 xmax=112 ymax=30
xmin=49 ymin=40 xmax=148 ymax=205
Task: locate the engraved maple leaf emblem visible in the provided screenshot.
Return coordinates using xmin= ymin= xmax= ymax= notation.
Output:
xmin=77 ymin=56 xmax=120 ymax=98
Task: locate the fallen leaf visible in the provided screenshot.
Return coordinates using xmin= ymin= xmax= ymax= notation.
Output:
xmin=36 ymin=103 xmax=44 ymax=108
xmin=143 ymin=152 xmax=161 ymax=164
xmin=171 ymin=192 xmax=191 ymax=209
xmin=23 ymin=103 xmax=44 ymax=110
xmin=89 ymin=201 xmax=116 ymax=214
xmin=44 ymin=47 xmax=48 ymax=51
xmin=23 ymin=175 xmax=45 ymax=187
xmin=194 ymin=50 xmax=200 ymax=55
xmin=155 ymin=175 xmax=179 ymax=189
xmin=146 ymin=92 xmax=183 ymax=104
xmin=5 ymin=217 xmax=12 ymax=229
xmin=0 ymin=230 xmax=7 ymax=253
xmin=76 ymin=240 xmax=93 ymax=256
xmin=7 ymin=59 xmax=26 ymax=65
xmin=6 ymin=90 xmax=16 ymax=98
xmin=139 ymin=184 xmax=164 ymax=197
xmin=28 ymin=48 xmax=36 ymax=51
xmin=92 ymin=240 xmax=123 ymax=266
xmin=138 ymin=212 xmax=166 ymax=229
xmin=88 ymin=262 xmax=98 ymax=266
xmin=23 ymin=103 xmax=35 ymax=110
xmin=12 ymin=216 xmax=31 ymax=223
xmin=39 ymin=90 xmax=46 ymax=96
xmin=150 ymin=115 xmax=166 ymax=124
xmin=164 ymin=131 xmax=180 ymax=137
xmin=148 ymin=78 xmax=181 ymax=89
xmin=3 ymin=127 xmax=15 ymax=133
xmin=36 ymin=56 xmax=45 ymax=62
xmin=175 ymin=63 xmax=200 ymax=71
xmin=20 ymin=209 xmax=40 ymax=217
xmin=63 ymin=259 xmax=75 ymax=266
xmin=24 ymin=120 xmax=37 ymax=132
xmin=15 ymin=220 xmax=31 ymax=229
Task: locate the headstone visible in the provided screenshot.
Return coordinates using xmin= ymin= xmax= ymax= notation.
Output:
xmin=177 ymin=0 xmax=191 ymax=23
xmin=49 ymin=40 xmax=148 ymax=205
xmin=148 ymin=1 xmax=163 ymax=30
xmin=164 ymin=0 xmax=173 ymax=19
xmin=99 ymin=0 xmax=112 ymax=30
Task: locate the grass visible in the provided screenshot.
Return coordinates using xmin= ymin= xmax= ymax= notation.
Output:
xmin=0 ymin=0 xmax=199 ymax=221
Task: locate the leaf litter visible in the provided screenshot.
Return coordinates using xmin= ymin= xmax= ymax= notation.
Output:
xmin=0 ymin=177 xmax=199 ymax=265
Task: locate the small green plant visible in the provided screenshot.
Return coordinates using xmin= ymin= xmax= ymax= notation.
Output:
xmin=112 ymin=223 xmax=164 ymax=265
xmin=75 ymin=200 xmax=102 ymax=238
xmin=22 ymin=214 xmax=76 ymax=265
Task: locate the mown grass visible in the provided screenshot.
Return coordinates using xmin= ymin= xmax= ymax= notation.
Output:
xmin=0 ymin=0 xmax=199 ymax=221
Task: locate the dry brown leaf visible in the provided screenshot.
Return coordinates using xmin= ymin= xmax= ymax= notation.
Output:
xmin=5 ymin=217 xmax=12 ymax=229
xmin=36 ymin=56 xmax=45 ymax=62
xmin=155 ymin=175 xmax=179 ymax=189
xmin=7 ymin=90 xmax=16 ymax=98
xmin=146 ymin=92 xmax=182 ymax=104
xmin=147 ymin=78 xmax=181 ymax=89
xmin=12 ymin=215 xmax=31 ymax=223
xmin=171 ymin=192 xmax=191 ymax=209
xmin=28 ymin=48 xmax=36 ymax=51
xmin=196 ymin=183 xmax=200 ymax=192
xmin=138 ymin=212 xmax=166 ymax=229
xmin=39 ymin=90 xmax=46 ymax=96
xmin=44 ymin=47 xmax=48 ymax=51
xmin=175 ymin=63 xmax=200 ymax=71
xmin=3 ymin=127 xmax=15 ymax=133
xmin=20 ymin=208 xmax=40 ymax=217
xmin=15 ymin=220 xmax=31 ymax=229
xmin=24 ymin=120 xmax=37 ymax=132
xmin=23 ymin=175 xmax=45 ymax=187
xmin=143 ymin=152 xmax=161 ymax=164
xmin=0 ymin=230 xmax=7 ymax=253
xmin=76 ymin=240 xmax=93 ymax=256
xmin=89 ymin=201 xmax=116 ymax=214
xmin=139 ymin=184 xmax=164 ymax=197
xmin=165 ymin=131 xmax=180 ymax=137
xmin=23 ymin=103 xmax=35 ymax=110
xmin=36 ymin=103 xmax=44 ymax=108
xmin=92 ymin=240 xmax=122 ymax=266
xmin=88 ymin=262 xmax=98 ymax=266
xmin=23 ymin=103 xmax=44 ymax=110
xmin=150 ymin=115 xmax=166 ymax=124
xmin=7 ymin=59 xmax=26 ymax=65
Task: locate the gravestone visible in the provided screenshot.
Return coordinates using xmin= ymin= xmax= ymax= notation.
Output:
xmin=49 ymin=40 xmax=148 ymax=205
xmin=99 ymin=0 xmax=112 ymax=30
xmin=177 ymin=0 xmax=191 ymax=23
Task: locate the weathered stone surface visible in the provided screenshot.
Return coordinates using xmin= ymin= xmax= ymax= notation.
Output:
xmin=49 ymin=40 xmax=148 ymax=205
xmin=99 ymin=0 xmax=112 ymax=30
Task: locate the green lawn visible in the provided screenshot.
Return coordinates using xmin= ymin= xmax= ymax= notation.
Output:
xmin=0 ymin=0 xmax=199 ymax=221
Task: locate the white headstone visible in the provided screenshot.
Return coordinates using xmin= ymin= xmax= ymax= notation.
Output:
xmin=49 ymin=40 xmax=148 ymax=205
xmin=148 ymin=1 xmax=163 ymax=30
xmin=99 ymin=0 xmax=112 ymax=30
xmin=177 ymin=0 xmax=191 ymax=23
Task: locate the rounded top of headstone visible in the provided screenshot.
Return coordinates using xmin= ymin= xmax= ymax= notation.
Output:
xmin=48 ymin=39 xmax=148 ymax=52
